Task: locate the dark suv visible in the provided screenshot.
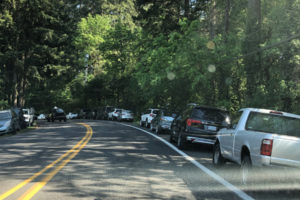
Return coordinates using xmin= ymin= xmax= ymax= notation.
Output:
xmin=47 ymin=107 xmax=67 ymax=122
xmin=170 ymin=105 xmax=230 ymax=149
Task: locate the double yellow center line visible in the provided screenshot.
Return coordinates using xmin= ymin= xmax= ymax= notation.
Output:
xmin=0 ymin=123 xmax=93 ymax=200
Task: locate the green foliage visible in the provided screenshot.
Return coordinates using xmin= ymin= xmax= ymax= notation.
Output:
xmin=1 ymin=0 xmax=299 ymax=115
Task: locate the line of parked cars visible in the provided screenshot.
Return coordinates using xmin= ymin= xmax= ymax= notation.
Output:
xmin=138 ymin=104 xmax=300 ymax=184
xmin=0 ymin=107 xmax=36 ymax=135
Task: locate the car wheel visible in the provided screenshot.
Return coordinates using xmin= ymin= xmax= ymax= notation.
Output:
xmin=140 ymin=120 xmax=143 ymax=127
xmin=212 ymin=143 xmax=225 ymax=167
xmin=177 ymin=131 xmax=187 ymax=150
xmin=169 ymin=130 xmax=174 ymax=143
xmin=241 ymin=154 xmax=252 ymax=185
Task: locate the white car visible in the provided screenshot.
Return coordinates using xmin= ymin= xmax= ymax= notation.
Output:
xmin=108 ymin=108 xmax=122 ymax=120
xmin=66 ymin=112 xmax=78 ymax=119
xmin=140 ymin=108 xmax=160 ymax=128
xmin=37 ymin=114 xmax=46 ymax=120
xmin=22 ymin=108 xmax=35 ymax=126
xmin=117 ymin=109 xmax=134 ymax=122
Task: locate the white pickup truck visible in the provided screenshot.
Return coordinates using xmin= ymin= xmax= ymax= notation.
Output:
xmin=213 ymin=108 xmax=300 ymax=183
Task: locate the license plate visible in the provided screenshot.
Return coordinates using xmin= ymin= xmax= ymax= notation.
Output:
xmin=207 ymin=125 xmax=217 ymax=131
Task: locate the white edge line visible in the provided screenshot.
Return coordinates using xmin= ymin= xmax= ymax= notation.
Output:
xmin=120 ymin=123 xmax=255 ymax=200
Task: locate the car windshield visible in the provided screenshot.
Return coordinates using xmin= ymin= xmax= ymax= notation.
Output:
xmin=0 ymin=112 xmax=11 ymax=119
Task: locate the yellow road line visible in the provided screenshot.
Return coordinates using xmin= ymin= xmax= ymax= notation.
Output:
xmin=18 ymin=124 xmax=93 ymax=200
xmin=0 ymin=123 xmax=92 ymax=200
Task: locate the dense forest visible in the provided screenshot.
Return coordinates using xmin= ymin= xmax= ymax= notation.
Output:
xmin=0 ymin=0 xmax=299 ymax=114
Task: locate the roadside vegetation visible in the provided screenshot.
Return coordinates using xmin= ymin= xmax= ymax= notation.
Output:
xmin=0 ymin=0 xmax=299 ymax=114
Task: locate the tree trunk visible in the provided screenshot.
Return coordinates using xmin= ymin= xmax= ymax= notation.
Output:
xmin=184 ymin=0 xmax=190 ymax=18
xmin=224 ymin=0 xmax=230 ymax=35
xmin=243 ymin=0 xmax=262 ymax=103
xmin=209 ymin=0 xmax=216 ymax=40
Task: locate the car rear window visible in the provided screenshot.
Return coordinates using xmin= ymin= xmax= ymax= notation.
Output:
xmin=191 ymin=108 xmax=229 ymax=123
xmin=56 ymin=109 xmax=64 ymax=113
xmin=246 ymin=112 xmax=300 ymax=136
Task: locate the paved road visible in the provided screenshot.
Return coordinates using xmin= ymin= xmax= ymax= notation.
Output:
xmin=0 ymin=120 xmax=299 ymax=200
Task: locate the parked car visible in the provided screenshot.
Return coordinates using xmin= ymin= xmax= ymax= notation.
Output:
xmin=213 ymin=108 xmax=300 ymax=184
xmin=108 ymin=108 xmax=122 ymax=120
xmin=22 ymin=108 xmax=35 ymax=126
xmin=66 ymin=112 xmax=78 ymax=119
xmin=116 ymin=109 xmax=134 ymax=122
xmin=47 ymin=107 xmax=67 ymax=122
xmin=0 ymin=109 xmax=20 ymax=135
xmin=150 ymin=110 xmax=176 ymax=134
xmin=100 ymin=106 xmax=114 ymax=120
xmin=170 ymin=105 xmax=230 ymax=149
xmin=37 ymin=114 xmax=46 ymax=120
xmin=140 ymin=108 xmax=160 ymax=128
xmin=12 ymin=107 xmax=27 ymax=129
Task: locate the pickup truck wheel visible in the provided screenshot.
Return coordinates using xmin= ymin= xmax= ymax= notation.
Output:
xmin=139 ymin=120 xmax=143 ymax=127
xmin=213 ymin=143 xmax=225 ymax=167
xmin=241 ymin=154 xmax=252 ymax=185
xmin=177 ymin=131 xmax=187 ymax=150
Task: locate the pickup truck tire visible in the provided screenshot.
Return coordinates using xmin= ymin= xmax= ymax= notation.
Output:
xmin=241 ymin=154 xmax=252 ymax=185
xmin=139 ymin=120 xmax=143 ymax=127
xmin=213 ymin=143 xmax=225 ymax=167
xmin=177 ymin=131 xmax=187 ymax=150
xmin=145 ymin=120 xmax=149 ymax=128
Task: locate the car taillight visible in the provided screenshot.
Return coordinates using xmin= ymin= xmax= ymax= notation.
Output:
xmin=261 ymin=139 xmax=273 ymax=156
xmin=186 ymin=119 xmax=202 ymax=126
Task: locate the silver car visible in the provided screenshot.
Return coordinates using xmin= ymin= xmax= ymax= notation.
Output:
xmin=0 ymin=109 xmax=20 ymax=135
xmin=117 ymin=109 xmax=134 ymax=122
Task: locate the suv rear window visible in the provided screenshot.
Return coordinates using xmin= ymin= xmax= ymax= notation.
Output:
xmin=246 ymin=112 xmax=300 ymax=136
xmin=191 ymin=108 xmax=229 ymax=123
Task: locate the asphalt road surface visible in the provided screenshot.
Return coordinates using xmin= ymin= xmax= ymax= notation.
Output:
xmin=0 ymin=120 xmax=299 ymax=200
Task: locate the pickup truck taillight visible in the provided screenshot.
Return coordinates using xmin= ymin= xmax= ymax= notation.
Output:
xmin=186 ymin=119 xmax=202 ymax=126
xmin=260 ymin=139 xmax=273 ymax=156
